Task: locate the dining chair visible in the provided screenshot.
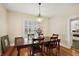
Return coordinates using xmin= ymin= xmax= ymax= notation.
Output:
xmin=15 ymin=37 xmax=29 ymax=56
xmin=1 ymin=35 xmax=14 ymax=56
xmin=15 ymin=37 xmax=24 ymax=45
xmin=28 ymin=34 xmax=34 ymax=40
xmin=48 ymin=39 xmax=60 ymax=56
xmin=52 ymin=34 xmax=59 ymax=39
xmin=47 ymin=34 xmax=59 ymax=49
xmin=39 ymin=34 xmax=44 ymax=38
xmin=44 ymin=38 xmax=60 ymax=56
xmin=31 ymin=37 xmax=44 ymax=56
xmin=44 ymin=34 xmax=60 ymax=56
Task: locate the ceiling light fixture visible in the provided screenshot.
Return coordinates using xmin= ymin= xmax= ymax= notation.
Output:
xmin=37 ymin=3 xmax=43 ymax=22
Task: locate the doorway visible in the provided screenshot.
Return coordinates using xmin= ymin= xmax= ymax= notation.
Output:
xmin=69 ymin=17 xmax=79 ymax=50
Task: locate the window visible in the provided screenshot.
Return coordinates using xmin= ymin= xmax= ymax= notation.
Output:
xmin=24 ymin=20 xmax=40 ymax=38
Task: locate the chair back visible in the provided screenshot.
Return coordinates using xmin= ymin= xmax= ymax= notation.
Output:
xmin=32 ymin=37 xmax=44 ymax=44
xmin=15 ymin=37 xmax=24 ymax=45
xmin=31 ymin=37 xmax=44 ymax=55
xmin=52 ymin=34 xmax=59 ymax=38
xmin=49 ymin=39 xmax=60 ymax=55
xmin=1 ymin=35 xmax=10 ymax=53
xmin=32 ymin=37 xmax=44 ymax=49
xmin=28 ymin=34 xmax=34 ymax=40
xmin=39 ymin=34 xmax=44 ymax=38
xmin=52 ymin=34 xmax=58 ymax=36
xmin=49 ymin=39 xmax=60 ymax=48
xmin=50 ymin=34 xmax=59 ymax=41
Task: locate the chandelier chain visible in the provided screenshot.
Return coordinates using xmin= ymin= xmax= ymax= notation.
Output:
xmin=38 ymin=3 xmax=41 ymax=17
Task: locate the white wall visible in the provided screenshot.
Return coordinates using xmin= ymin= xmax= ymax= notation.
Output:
xmin=0 ymin=5 xmax=7 ymax=36
xmin=48 ymin=5 xmax=79 ymax=48
xmin=7 ymin=11 xmax=49 ymax=44
xmin=0 ymin=4 xmax=7 ymax=53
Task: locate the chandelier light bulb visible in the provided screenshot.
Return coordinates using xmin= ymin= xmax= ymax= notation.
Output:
xmin=38 ymin=17 xmax=43 ymax=22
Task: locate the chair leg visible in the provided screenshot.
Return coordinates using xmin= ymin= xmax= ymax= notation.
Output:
xmin=49 ymin=48 xmax=55 ymax=56
xmin=17 ymin=47 xmax=20 ymax=56
xmin=57 ymin=48 xmax=60 ymax=56
xmin=43 ymin=47 xmax=45 ymax=55
xmin=28 ymin=47 xmax=32 ymax=56
xmin=44 ymin=47 xmax=47 ymax=55
xmin=55 ymin=50 xmax=57 ymax=56
xmin=49 ymin=48 xmax=51 ymax=56
xmin=47 ymin=48 xmax=49 ymax=55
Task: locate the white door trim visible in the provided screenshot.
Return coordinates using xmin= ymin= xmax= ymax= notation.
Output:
xmin=67 ymin=15 xmax=79 ymax=48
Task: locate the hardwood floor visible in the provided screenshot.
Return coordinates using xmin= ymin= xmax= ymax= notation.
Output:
xmin=60 ymin=46 xmax=79 ymax=56
xmin=9 ymin=46 xmax=79 ymax=56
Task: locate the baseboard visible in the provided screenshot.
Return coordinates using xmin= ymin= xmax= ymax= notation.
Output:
xmin=60 ymin=43 xmax=71 ymax=49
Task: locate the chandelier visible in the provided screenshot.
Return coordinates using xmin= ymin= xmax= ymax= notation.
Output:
xmin=37 ymin=3 xmax=43 ymax=22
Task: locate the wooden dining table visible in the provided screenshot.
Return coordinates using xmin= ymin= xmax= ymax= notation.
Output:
xmin=15 ymin=37 xmax=60 ymax=56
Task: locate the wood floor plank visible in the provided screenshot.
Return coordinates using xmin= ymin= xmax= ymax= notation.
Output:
xmin=2 ymin=46 xmax=79 ymax=56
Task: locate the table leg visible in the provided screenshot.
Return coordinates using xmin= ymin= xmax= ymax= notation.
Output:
xmin=17 ymin=47 xmax=20 ymax=56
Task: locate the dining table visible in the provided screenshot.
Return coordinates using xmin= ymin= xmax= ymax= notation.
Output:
xmin=15 ymin=36 xmax=60 ymax=56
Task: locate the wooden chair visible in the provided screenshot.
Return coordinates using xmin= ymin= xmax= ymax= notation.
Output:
xmin=39 ymin=34 xmax=44 ymax=38
xmin=48 ymin=39 xmax=60 ymax=56
xmin=50 ymin=36 xmax=58 ymax=41
xmin=44 ymin=34 xmax=60 ymax=56
xmin=31 ymin=37 xmax=44 ymax=56
xmin=52 ymin=34 xmax=59 ymax=39
xmin=1 ymin=35 xmax=15 ymax=56
xmin=28 ymin=34 xmax=34 ymax=40
xmin=15 ymin=37 xmax=29 ymax=56
xmin=15 ymin=37 xmax=24 ymax=46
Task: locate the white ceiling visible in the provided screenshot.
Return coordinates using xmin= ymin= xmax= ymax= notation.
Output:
xmin=2 ymin=3 xmax=79 ymax=17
